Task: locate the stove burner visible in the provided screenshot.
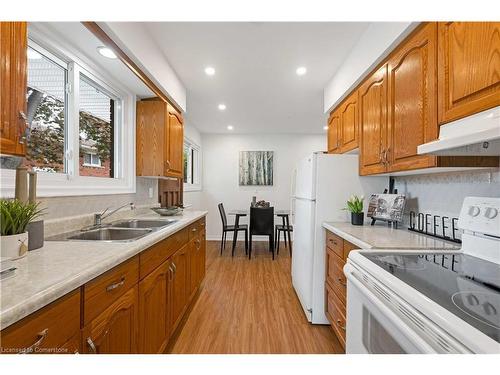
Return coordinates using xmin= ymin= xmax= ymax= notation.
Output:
xmin=452 ymin=291 xmax=500 ymax=330
xmin=378 ymin=255 xmax=427 ymax=271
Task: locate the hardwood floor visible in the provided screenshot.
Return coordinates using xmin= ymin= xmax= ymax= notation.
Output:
xmin=169 ymin=240 xmax=343 ymax=354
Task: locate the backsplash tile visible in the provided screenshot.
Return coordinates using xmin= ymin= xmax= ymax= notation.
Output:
xmin=394 ymin=169 xmax=500 ymax=224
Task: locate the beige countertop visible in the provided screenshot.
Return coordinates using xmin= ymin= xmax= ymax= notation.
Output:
xmin=0 ymin=210 xmax=207 ymax=330
xmin=322 ymin=221 xmax=460 ymax=250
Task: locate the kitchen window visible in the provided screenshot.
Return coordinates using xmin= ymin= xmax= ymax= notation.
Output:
xmin=0 ymin=30 xmax=135 ymax=197
xmin=183 ymin=138 xmax=201 ymax=191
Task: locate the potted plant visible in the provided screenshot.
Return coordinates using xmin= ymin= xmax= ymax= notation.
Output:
xmin=0 ymin=200 xmax=42 ymax=260
xmin=344 ymin=195 xmax=365 ymax=226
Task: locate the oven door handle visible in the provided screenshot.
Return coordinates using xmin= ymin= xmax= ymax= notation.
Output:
xmin=344 ymin=263 xmax=461 ymax=354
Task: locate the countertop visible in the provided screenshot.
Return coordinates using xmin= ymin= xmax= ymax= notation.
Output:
xmin=0 ymin=210 xmax=208 ymax=330
xmin=322 ymin=221 xmax=460 ymax=250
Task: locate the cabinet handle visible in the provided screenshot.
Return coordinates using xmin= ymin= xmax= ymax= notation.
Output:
xmin=19 ymin=328 xmax=48 ymax=353
xmin=171 ymin=262 xmax=177 ymax=274
xmin=379 ymin=148 xmax=385 ymax=164
xmin=168 ymin=265 xmax=174 ymax=280
xmin=106 ymin=276 xmax=125 ymax=292
xmin=337 ymin=277 xmax=346 ymax=287
xmin=191 ymin=227 xmax=197 ymax=232
xmin=195 ymin=239 xmax=201 ymax=250
xmin=336 ymin=320 xmax=346 ymax=331
xmin=86 ymin=337 xmax=97 ymax=354
xmin=384 ymin=147 xmax=390 ymax=165
xmin=165 ymin=160 xmax=170 ymax=171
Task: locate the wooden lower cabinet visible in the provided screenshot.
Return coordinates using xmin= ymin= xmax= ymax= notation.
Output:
xmin=0 ymin=290 xmax=80 ymax=354
xmin=0 ymin=217 xmax=207 ymax=355
xmin=138 ymin=260 xmax=172 ymax=354
xmin=325 ymin=230 xmax=359 ymax=350
xmin=82 ymin=286 xmax=138 ymax=354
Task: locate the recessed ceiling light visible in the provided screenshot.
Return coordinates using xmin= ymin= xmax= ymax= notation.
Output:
xmin=204 ymin=66 xmax=215 ymax=76
xmin=227 ymin=125 xmax=233 ymax=130
xmin=323 ymin=125 xmax=328 ymax=130
xmin=97 ymin=46 xmax=117 ymax=59
xmin=218 ymin=104 xmax=226 ymax=111
xmin=27 ymin=49 xmax=42 ymax=60
xmin=296 ymin=66 xmax=307 ymax=76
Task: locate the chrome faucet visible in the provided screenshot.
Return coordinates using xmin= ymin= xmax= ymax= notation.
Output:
xmin=94 ymin=202 xmax=135 ymax=227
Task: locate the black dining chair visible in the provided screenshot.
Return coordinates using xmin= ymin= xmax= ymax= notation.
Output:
xmin=275 ymin=213 xmax=293 ymax=256
xmin=249 ymin=206 xmax=275 ymax=260
xmin=218 ymin=203 xmax=248 ymax=256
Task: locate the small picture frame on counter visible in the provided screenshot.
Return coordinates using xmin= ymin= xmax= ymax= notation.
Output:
xmin=367 ymin=194 xmax=406 ymax=225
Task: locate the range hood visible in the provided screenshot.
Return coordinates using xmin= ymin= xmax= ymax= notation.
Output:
xmin=418 ymin=106 xmax=500 ymax=156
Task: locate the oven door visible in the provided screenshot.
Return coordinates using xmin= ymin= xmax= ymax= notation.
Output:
xmin=345 ymin=263 xmax=438 ymax=354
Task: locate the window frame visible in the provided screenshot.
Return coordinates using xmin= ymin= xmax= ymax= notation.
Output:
xmin=183 ymin=137 xmax=202 ymax=192
xmin=0 ymin=24 xmax=136 ymax=197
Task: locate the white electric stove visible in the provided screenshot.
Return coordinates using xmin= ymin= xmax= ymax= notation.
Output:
xmin=344 ymin=197 xmax=500 ymax=354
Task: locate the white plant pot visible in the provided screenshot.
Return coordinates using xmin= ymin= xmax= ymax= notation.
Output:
xmin=0 ymin=232 xmax=29 ymax=260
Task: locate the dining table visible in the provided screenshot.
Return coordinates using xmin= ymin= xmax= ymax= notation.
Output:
xmin=227 ymin=209 xmax=292 ymax=253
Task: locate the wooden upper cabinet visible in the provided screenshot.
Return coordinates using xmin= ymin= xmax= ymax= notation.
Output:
xmin=138 ymin=260 xmax=171 ymax=354
xmin=437 ymin=22 xmax=500 ymax=124
xmin=327 ymin=109 xmax=340 ymax=153
xmin=0 ymin=22 xmax=27 ymax=156
xmin=136 ymin=100 xmax=165 ymax=177
xmin=387 ymin=22 xmax=438 ymax=172
xmin=82 ymin=286 xmax=138 ymax=354
xmin=165 ymin=104 xmax=184 ymax=178
xmin=359 ymin=64 xmax=388 ymax=175
xmin=339 ymin=93 xmax=358 ymax=153
xmin=136 ymin=99 xmax=184 ymax=179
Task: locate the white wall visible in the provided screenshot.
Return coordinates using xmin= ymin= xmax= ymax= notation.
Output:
xmin=101 ymin=22 xmax=187 ymax=112
xmin=323 ymin=22 xmax=418 ymax=113
xmin=197 ymin=133 xmax=326 ymax=240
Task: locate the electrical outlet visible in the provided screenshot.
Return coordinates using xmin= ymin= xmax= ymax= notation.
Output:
xmin=148 ymin=187 xmax=154 ymax=198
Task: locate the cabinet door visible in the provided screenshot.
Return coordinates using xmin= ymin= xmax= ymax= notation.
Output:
xmin=359 ymin=65 xmax=388 ymax=175
xmin=0 ymin=22 xmax=27 ymax=156
xmin=188 ymin=238 xmax=199 ymax=300
xmin=138 ymin=261 xmax=171 ymax=354
xmin=438 ymin=22 xmax=500 ymax=123
xmin=198 ymin=226 xmax=206 ymax=285
xmin=327 ymin=110 xmax=341 ymax=153
xmin=136 ymin=100 xmax=165 ymax=177
xmin=171 ymin=244 xmax=189 ymax=331
xmin=388 ymin=23 xmax=438 ymax=172
xmin=339 ymin=94 xmax=358 ymax=153
xmin=165 ymin=104 xmax=184 ymax=178
xmin=82 ymin=286 xmax=138 ymax=354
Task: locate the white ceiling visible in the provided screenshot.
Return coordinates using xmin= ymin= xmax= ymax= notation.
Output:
xmin=144 ymin=22 xmax=370 ymax=134
xmin=31 ymin=22 xmax=154 ymax=98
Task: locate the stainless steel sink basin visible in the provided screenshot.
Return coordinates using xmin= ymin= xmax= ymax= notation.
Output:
xmin=110 ymin=219 xmax=177 ymax=230
xmin=66 ymin=228 xmax=152 ymax=242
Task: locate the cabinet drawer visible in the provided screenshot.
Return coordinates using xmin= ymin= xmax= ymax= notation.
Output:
xmin=198 ymin=217 xmax=206 ymax=232
xmin=188 ymin=221 xmax=201 ymax=241
xmin=326 ymin=248 xmax=347 ymax=305
xmin=84 ymin=256 xmax=139 ymax=325
xmin=325 ymin=283 xmax=346 ymax=348
xmin=139 ymin=227 xmax=189 ymax=279
xmin=343 ymin=240 xmax=359 ymax=260
xmin=325 ymin=230 xmax=343 ymax=258
xmin=0 ymin=289 xmax=80 ymax=353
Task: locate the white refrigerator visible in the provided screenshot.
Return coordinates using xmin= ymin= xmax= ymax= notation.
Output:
xmin=291 ymin=153 xmax=387 ymax=324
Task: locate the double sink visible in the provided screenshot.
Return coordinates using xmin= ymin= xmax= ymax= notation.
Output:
xmin=55 ymin=219 xmax=178 ymax=242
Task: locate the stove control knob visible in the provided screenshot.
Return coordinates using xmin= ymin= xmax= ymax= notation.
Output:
xmin=484 ymin=207 xmax=498 ymax=219
xmin=468 ymin=206 xmax=481 ymax=217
